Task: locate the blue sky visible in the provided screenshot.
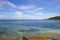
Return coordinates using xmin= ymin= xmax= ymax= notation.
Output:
xmin=0 ymin=0 xmax=60 ymax=19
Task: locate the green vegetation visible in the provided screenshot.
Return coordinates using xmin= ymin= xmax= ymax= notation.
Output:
xmin=46 ymin=16 xmax=60 ymax=20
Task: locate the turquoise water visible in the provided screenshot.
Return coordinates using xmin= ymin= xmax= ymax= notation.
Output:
xmin=0 ymin=20 xmax=60 ymax=34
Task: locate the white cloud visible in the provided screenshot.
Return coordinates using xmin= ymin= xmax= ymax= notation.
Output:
xmin=15 ymin=11 xmax=23 ymax=17
xmin=0 ymin=14 xmax=15 ymax=19
xmin=12 ymin=11 xmax=40 ymax=19
xmin=20 ymin=14 xmax=40 ymax=19
xmin=0 ymin=0 xmax=59 ymax=19
xmin=0 ymin=0 xmax=43 ymax=19
xmin=0 ymin=0 xmax=6 ymax=9
xmin=18 ymin=5 xmax=44 ymax=10
xmin=36 ymin=12 xmax=44 ymax=15
xmin=18 ymin=5 xmax=36 ymax=10
xmin=15 ymin=11 xmax=22 ymax=15
xmin=0 ymin=0 xmax=17 ymax=10
xmin=18 ymin=5 xmax=44 ymax=14
xmin=6 ymin=1 xmax=17 ymax=8
xmin=0 ymin=11 xmax=59 ymax=19
xmin=0 ymin=15 xmax=6 ymax=19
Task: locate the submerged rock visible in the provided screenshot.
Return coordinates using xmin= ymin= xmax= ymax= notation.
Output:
xmin=0 ymin=30 xmax=21 ymax=40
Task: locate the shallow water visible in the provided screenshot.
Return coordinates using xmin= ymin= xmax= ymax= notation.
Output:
xmin=0 ymin=20 xmax=60 ymax=34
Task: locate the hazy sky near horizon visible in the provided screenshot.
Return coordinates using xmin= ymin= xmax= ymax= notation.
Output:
xmin=0 ymin=0 xmax=60 ymax=19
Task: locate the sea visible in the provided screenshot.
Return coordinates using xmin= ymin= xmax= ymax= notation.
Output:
xmin=0 ymin=20 xmax=60 ymax=34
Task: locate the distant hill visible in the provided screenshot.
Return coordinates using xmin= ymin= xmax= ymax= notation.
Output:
xmin=46 ymin=16 xmax=60 ymax=20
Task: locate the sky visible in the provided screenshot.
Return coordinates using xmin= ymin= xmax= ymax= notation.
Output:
xmin=0 ymin=0 xmax=60 ymax=20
